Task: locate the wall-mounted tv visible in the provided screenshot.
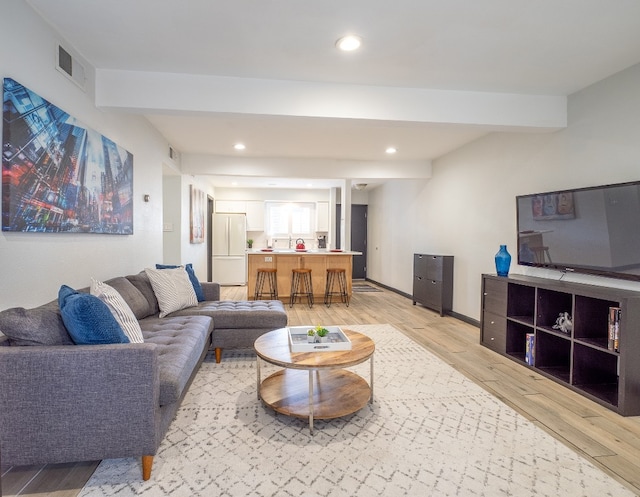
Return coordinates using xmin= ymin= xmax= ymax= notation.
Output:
xmin=516 ymin=180 xmax=640 ymax=281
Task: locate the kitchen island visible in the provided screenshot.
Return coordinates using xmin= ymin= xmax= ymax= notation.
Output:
xmin=247 ymin=250 xmax=361 ymax=302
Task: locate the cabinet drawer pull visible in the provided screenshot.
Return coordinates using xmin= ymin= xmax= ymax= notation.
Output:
xmin=490 ymin=320 xmax=495 ymax=325
xmin=490 ymin=337 xmax=495 ymax=341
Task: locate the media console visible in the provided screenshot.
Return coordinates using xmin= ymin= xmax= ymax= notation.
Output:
xmin=481 ymin=273 xmax=640 ymax=416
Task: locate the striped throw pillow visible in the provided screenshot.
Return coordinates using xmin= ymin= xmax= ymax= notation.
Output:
xmin=91 ymin=278 xmax=144 ymax=343
xmin=144 ymin=267 xmax=198 ymax=318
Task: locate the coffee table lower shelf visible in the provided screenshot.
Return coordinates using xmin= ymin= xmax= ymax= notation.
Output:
xmin=259 ymin=369 xmax=371 ymax=427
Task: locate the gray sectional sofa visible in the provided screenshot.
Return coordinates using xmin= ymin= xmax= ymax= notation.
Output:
xmin=0 ymin=270 xmax=287 ymax=480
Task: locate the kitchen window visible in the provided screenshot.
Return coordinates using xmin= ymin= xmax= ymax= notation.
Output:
xmin=265 ymin=201 xmax=315 ymax=237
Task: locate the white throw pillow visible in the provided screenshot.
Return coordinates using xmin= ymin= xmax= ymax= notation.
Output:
xmin=90 ymin=278 xmax=144 ymax=343
xmin=144 ymin=267 xmax=198 ymax=318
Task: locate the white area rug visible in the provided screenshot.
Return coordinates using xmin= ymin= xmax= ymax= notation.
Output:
xmin=79 ymin=324 xmax=634 ymax=497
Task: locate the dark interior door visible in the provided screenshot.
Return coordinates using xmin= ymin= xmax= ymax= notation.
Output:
xmin=336 ymin=204 xmax=367 ymax=279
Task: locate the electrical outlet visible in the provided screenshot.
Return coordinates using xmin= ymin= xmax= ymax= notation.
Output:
xmin=265 ymin=256 xmax=273 ymax=262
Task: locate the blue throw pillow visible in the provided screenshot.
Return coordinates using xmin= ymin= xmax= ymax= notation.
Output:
xmin=155 ymin=263 xmax=205 ymax=302
xmin=58 ymin=285 xmax=130 ymax=345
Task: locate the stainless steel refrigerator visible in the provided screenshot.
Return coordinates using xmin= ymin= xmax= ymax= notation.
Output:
xmin=213 ymin=213 xmax=247 ymax=285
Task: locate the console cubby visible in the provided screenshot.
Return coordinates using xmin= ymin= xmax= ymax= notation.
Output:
xmin=481 ymin=273 xmax=640 ymax=416
xmin=572 ymin=343 xmax=619 ymax=406
xmin=535 ymin=330 xmax=571 ymax=383
xmin=507 ymin=283 xmax=535 ymax=324
xmin=536 ymin=288 xmax=573 ymax=331
xmin=505 ymin=320 xmax=533 ymax=362
xmin=573 ymin=295 xmax=620 ymax=350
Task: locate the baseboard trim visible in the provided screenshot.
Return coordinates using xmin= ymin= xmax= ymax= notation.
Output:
xmin=364 ymin=278 xmax=480 ymax=328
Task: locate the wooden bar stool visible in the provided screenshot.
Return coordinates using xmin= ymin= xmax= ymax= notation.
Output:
xmin=324 ymin=268 xmax=350 ymax=307
xmin=290 ymin=268 xmax=313 ymax=308
xmin=254 ymin=268 xmax=278 ymax=300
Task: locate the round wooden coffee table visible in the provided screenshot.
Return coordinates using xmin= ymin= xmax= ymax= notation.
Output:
xmin=254 ymin=327 xmax=375 ymax=434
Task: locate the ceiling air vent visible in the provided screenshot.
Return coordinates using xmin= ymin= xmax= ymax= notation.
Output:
xmin=56 ymin=44 xmax=86 ymax=91
xmin=169 ymin=146 xmax=179 ymax=161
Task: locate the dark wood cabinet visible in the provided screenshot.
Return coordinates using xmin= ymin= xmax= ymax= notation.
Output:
xmin=413 ymin=254 xmax=453 ymax=316
xmin=481 ymin=273 xmax=640 ymax=416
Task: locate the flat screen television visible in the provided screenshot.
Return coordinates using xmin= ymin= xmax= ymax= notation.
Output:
xmin=516 ymin=180 xmax=640 ymax=281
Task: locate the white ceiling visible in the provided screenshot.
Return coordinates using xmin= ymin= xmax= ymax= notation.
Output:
xmin=27 ymin=0 xmax=640 ymax=188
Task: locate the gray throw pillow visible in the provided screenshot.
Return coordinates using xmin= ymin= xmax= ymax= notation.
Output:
xmin=104 ymin=276 xmax=151 ymax=319
xmin=0 ymin=301 xmax=74 ymax=346
xmin=127 ymin=271 xmax=160 ymax=317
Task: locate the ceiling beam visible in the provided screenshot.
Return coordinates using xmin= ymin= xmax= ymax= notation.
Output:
xmin=96 ymin=69 xmax=567 ymax=129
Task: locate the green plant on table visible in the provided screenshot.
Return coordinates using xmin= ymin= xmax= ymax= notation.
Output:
xmin=307 ymin=329 xmax=316 ymax=337
xmin=315 ymin=325 xmax=329 ymax=338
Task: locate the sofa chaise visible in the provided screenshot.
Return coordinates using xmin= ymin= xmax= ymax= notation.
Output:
xmin=0 ymin=269 xmax=287 ymax=480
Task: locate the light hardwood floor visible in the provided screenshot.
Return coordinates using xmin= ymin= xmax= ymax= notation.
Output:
xmin=3 ymin=282 xmax=640 ymax=496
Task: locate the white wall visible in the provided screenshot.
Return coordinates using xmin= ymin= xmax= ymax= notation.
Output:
xmin=180 ymin=177 xmax=214 ymax=280
xmin=367 ymin=63 xmax=640 ymax=321
xmin=161 ymin=174 xmax=214 ymax=280
xmin=0 ymin=2 xmax=170 ymax=309
xmin=214 ymin=187 xmax=330 ymax=202
xmin=162 ymin=175 xmax=182 ymax=264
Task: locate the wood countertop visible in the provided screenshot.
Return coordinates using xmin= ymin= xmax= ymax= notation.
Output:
xmin=248 ymin=250 xmax=362 ymax=255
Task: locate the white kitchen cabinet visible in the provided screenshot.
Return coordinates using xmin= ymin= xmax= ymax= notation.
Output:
xmin=245 ymin=200 xmax=265 ymax=231
xmin=215 ymin=200 xmax=245 ymax=213
xmin=316 ymin=201 xmax=329 ymax=232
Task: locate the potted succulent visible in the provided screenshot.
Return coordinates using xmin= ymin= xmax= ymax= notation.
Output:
xmin=247 ymin=239 xmax=254 ymax=249
xmin=307 ymin=328 xmax=316 ymax=343
xmin=315 ymin=326 xmax=330 ymax=343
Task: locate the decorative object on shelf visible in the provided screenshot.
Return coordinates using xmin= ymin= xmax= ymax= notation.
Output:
xmin=525 ymin=333 xmax=535 ymax=366
xmin=552 ymin=312 xmax=572 ymax=335
xmin=608 ymin=307 xmax=621 ymax=352
xmin=494 ymin=245 xmax=512 ymax=277
xmin=247 ymin=239 xmax=253 ymax=249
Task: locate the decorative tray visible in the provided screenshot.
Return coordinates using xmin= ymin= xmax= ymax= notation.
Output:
xmin=288 ymin=326 xmax=352 ymax=352
xmin=295 ymin=249 xmax=308 ymax=252
xmin=260 ymin=248 xmax=274 ymax=252
xmin=330 ymin=249 xmax=343 ymax=252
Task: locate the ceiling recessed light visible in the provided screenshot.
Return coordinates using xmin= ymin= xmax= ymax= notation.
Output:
xmin=336 ymin=35 xmax=362 ymax=52
xmin=234 ymin=143 xmax=246 ymax=151
xmin=386 ymin=147 xmax=397 ymax=154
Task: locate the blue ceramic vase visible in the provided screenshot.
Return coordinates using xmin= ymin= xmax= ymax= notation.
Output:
xmin=495 ymin=245 xmax=512 ymax=277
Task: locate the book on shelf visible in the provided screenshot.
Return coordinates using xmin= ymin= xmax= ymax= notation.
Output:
xmin=525 ymin=333 xmax=535 ymax=366
xmin=608 ymin=306 xmax=621 ymax=352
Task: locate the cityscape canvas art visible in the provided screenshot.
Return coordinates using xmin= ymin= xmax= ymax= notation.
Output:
xmin=2 ymin=78 xmax=134 ymax=234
